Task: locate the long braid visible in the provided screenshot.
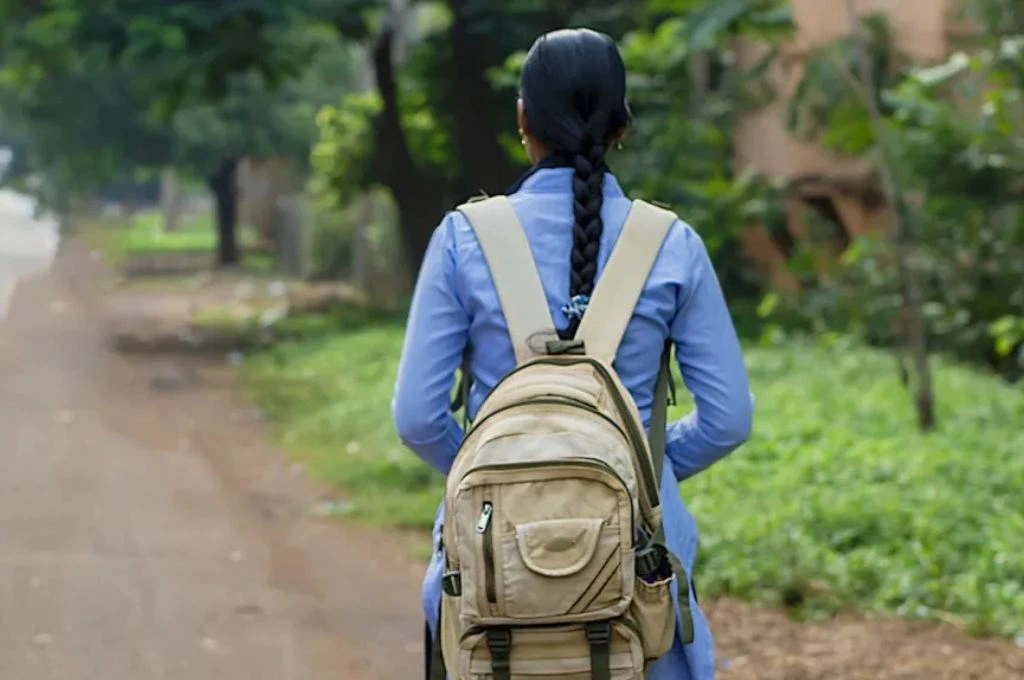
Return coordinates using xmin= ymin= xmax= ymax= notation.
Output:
xmin=564 ymin=115 xmax=609 ymax=338
xmin=518 ymin=29 xmax=630 ymax=339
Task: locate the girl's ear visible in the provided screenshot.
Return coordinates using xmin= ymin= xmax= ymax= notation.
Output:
xmin=516 ymin=98 xmax=530 ymax=138
xmin=612 ymin=126 xmax=628 ymax=150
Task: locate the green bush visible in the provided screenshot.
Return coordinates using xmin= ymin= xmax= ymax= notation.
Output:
xmin=243 ymin=324 xmax=1024 ymax=636
xmin=687 ymin=338 xmax=1024 ymax=635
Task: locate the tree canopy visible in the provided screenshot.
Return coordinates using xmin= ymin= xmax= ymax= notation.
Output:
xmin=1 ymin=0 xmax=1021 ymax=399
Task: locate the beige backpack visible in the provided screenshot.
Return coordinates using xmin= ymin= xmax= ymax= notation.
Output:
xmin=431 ymin=196 xmax=694 ymax=680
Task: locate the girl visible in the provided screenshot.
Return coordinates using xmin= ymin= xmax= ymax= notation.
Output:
xmin=393 ymin=27 xmax=753 ymax=680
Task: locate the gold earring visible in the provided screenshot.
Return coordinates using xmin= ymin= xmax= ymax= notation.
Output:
xmin=518 ymin=128 xmax=527 ymax=146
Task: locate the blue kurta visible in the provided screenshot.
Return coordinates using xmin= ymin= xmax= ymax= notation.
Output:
xmin=392 ymin=167 xmax=754 ymax=679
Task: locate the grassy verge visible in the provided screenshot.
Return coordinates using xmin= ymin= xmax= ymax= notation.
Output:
xmin=78 ymin=209 xmax=259 ymax=266
xmin=192 ymin=306 xmax=394 ymax=350
xmin=242 ymin=322 xmax=1024 ymax=636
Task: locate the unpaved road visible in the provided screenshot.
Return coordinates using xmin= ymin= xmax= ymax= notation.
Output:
xmin=0 ymin=242 xmax=423 ymax=679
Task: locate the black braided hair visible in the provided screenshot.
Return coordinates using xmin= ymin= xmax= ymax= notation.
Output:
xmin=567 ymin=119 xmax=608 ymax=333
xmin=519 ymin=29 xmax=631 ymax=338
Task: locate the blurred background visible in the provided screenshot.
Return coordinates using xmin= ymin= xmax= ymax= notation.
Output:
xmin=0 ymin=1 xmax=1022 ymax=679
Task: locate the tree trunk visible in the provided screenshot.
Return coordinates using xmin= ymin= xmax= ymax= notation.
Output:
xmin=207 ymin=157 xmax=240 ymax=267
xmin=370 ymin=25 xmax=448 ymax=275
xmin=160 ymin=167 xmax=182 ymax=232
xmin=446 ymin=0 xmax=524 ymax=197
xmin=847 ymin=0 xmax=935 ymax=430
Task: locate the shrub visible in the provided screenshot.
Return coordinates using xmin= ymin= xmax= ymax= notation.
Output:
xmin=244 ymin=326 xmax=1024 ymax=635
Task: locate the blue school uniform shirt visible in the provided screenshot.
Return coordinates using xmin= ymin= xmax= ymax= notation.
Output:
xmin=392 ymin=166 xmax=754 ymax=679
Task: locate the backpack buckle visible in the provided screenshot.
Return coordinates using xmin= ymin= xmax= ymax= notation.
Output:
xmin=636 ymin=542 xmax=669 ymax=580
xmin=486 ymin=629 xmax=511 ymax=652
xmin=585 ymin=621 xmax=611 ymax=646
xmin=544 ymin=339 xmax=586 ymax=356
xmin=486 ymin=629 xmax=512 ymax=676
xmin=441 ymin=571 xmax=462 ymax=597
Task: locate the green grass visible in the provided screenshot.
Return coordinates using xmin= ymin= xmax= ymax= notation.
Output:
xmin=79 ymin=209 xmax=259 ymax=264
xmin=194 ymin=305 xmax=403 ymax=349
xmin=242 ymin=325 xmax=1024 ymax=636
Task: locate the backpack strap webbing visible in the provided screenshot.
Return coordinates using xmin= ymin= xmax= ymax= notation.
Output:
xmin=651 ymin=340 xmax=673 ymax=518
xmin=574 ymin=199 xmax=676 ymax=363
xmin=426 ymin=620 xmax=445 ymax=680
xmin=575 ymin=198 xmax=677 ymax=524
xmin=486 ymin=629 xmax=512 ymax=680
xmin=457 ymin=197 xmax=556 ymax=364
xmin=427 ymin=600 xmax=446 ymax=680
xmin=586 ymin=621 xmax=612 ymax=680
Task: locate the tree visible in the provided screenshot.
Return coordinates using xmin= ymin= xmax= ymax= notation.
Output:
xmin=331 ymin=0 xmax=550 ymax=272
xmin=3 ymin=0 xmax=359 ymax=264
xmin=786 ymin=0 xmax=1024 ymax=416
xmin=845 ymin=0 xmax=933 ymax=430
xmin=169 ymin=32 xmax=357 ymax=265
xmin=2 ymin=0 xmax=329 ymax=263
xmin=0 ymin=52 xmax=174 ymax=212
xmin=612 ymin=0 xmax=793 ymax=298
xmin=314 ymin=0 xmax=792 ymax=275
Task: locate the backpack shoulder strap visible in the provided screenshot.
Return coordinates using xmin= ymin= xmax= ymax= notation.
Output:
xmin=575 ymin=199 xmax=677 ymax=362
xmin=456 ymin=196 xmax=556 ymax=364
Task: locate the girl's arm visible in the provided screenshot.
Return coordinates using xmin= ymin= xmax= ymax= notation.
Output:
xmin=665 ymin=224 xmax=754 ymax=480
xmin=391 ymin=215 xmax=470 ymax=475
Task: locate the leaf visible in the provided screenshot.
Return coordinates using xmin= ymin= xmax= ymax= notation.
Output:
xmin=913 ymin=52 xmax=971 ymax=88
xmin=684 ymin=0 xmax=751 ymax=52
xmin=757 ymin=292 xmax=780 ymax=319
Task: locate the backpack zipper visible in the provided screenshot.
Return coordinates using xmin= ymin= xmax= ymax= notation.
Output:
xmin=458 ymin=459 xmax=633 ymax=617
xmin=467 ymin=396 xmax=630 ymax=457
xmin=476 ymin=502 xmax=497 ymax=604
xmin=468 ymin=459 xmax=634 ymax=545
xmin=467 ymin=359 xmax=660 ymax=522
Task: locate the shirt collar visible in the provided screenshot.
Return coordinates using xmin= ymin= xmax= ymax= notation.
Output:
xmin=506 ymin=156 xmax=626 ymax=198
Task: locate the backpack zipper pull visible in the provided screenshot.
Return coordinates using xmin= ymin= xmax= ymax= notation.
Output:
xmin=476 ymin=502 xmax=493 ymax=533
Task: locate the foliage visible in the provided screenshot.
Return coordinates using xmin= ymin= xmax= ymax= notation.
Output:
xmin=782 ymin=6 xmax=1024 ymax=378
xmin=309 ymin=65 xmax=453 ymax=208
xmin=787 ymin=13 xmax=906 ymax=155
xmin=243 ymin=320 xmax=1024 ymax=635
xmin=0 ymin=52 xmax=174 ymax=209
xmin=311 ymin=91 xmax=385 ymax=210
xmin=4 ymin=0 xmax=324 ymax=114
xmin=614 ymin=2 xmax=792 ymax=298
xmin=170 ymin=28 xmax=357 ymax=179
xmin=692 ymin=337 xmax=1024 ymax=636
xmin=472 ymin=1 xmax=794 ymax=298
xmin=1 ymin=0 xmax=360 ymax=266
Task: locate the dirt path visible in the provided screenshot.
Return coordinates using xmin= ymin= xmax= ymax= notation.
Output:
xmin=0 ymin=243 xmax=423 ymax=679
xmin=3 ymin=242 xmax=1021 ymax=680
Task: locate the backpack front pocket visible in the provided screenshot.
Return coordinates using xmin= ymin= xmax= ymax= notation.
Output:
xmin=501 ymin=516 xmax=624 ymax=619
xmin=451 ymin=463 xmax=634 ymax=625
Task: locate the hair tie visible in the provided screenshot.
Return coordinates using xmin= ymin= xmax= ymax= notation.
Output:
xmin=561 ymin=294 xmax=590 ymax=321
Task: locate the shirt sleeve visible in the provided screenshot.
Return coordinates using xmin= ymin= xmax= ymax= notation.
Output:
xmin=665 ymin=224 xmax=754 ymax=480
xmin=391 ymin=213 xmax=470 ymax=475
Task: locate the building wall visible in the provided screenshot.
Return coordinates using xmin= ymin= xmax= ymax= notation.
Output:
xmin=733 ymin=0 xmax=959 ymax=287
xmin=737 ymin=0 xmax=957 ymax=180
